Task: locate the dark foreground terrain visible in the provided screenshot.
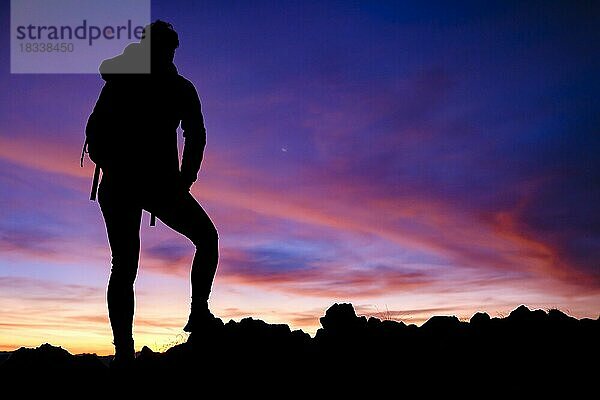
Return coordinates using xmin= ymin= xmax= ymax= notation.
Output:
xmin=1 ymin=303 xmax=598 ymax=383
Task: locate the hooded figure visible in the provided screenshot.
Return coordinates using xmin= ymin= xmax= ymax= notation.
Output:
xmin=85 ymin=21 xmax=219 ymax=367
xmin=88 ymin=30 xmax=203 ymax=188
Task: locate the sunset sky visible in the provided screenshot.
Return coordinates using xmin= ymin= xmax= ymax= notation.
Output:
xmin=1 ymin=1 xmax=599 ymax=355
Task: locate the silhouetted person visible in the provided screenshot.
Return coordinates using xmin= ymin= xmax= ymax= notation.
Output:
xmin=84 ymin=20 xmax=219 ymax=367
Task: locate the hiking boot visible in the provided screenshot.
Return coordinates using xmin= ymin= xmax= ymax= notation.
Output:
xmin=183 ymin=303 xmax=219 ymax=332
xmin=110 ymin=338 xmax=135 ymax=369
xmin=109 ymin=353 xmax=135 ymax=370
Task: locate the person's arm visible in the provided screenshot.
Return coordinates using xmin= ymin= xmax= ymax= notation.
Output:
xmin=85 ymin=82 xmax=114 ymax=168
xmin=180 ymin=80 xmax=207 ymax=189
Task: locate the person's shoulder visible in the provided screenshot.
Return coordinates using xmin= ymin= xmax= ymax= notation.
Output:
xmin=176 ymin=75 xmax=199 ymax=94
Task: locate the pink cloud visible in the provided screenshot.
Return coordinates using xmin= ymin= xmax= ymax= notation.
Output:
xmin=1 ymin=125 xmax=598 ymax=306
xmin=0 ymin=135 xmax=91 ymax=179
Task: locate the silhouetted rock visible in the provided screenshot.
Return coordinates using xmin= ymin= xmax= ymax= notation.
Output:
xmin=547 ymin=308 xmax=575 ymax=323
xmin=134 ymin=345 xmax=162 ymax=369
xmin=1 ymin=303 xmax=598 ymax=380
xmin=507 ymin=304 xmax=547 ymax=323
xmin=2 ymin=343 xmax=105 ymax=370
xmin=314 ymin=303 xmax=370 ymax=363
xmin=421 ymin=315 xmax=463 ymax=331
xmin=0 ymin=351 xmax=11 ymax=366
xmin=470 ymin=311 xmax=491 ymax=326
xmin=318 ymin=302 xmax=367 ymax=332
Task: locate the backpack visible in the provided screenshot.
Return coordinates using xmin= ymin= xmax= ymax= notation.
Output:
xmin=80 ymin=118 xmax=156 ymax=226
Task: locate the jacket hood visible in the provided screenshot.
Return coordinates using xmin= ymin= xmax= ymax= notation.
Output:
xmin=99 ymin=42 xmax=178 ymax=81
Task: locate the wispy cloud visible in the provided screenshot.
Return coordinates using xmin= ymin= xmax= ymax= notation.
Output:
xmin=0 ymin=276 xmax=102 ymax=302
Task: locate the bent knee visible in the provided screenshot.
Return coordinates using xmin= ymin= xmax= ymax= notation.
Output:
xmin=190 ymin=225 xmax=219 ymax=247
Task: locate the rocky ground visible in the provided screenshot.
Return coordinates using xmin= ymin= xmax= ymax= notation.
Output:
xmin=1 ymin=303 xmax=598 ymax=386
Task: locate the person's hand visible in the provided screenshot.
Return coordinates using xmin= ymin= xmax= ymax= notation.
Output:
xmin=182 ymin=179 xmax=194 ymax=192
xmin=180 ymin=173 xmax=195 ymax=191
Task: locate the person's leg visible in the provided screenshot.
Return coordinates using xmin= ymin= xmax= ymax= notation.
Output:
xmin=98 ymin=179 xmax=142 ymax=361
xmin=148 ymin=191 xmax=219 ymax=331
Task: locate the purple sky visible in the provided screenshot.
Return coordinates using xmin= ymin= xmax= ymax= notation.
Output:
xmin=0 ymin=1 xmax=598 ymax=354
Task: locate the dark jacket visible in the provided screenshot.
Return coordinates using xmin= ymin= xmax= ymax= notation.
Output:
xmin=86 ymin=43 xmax=206 ymax=189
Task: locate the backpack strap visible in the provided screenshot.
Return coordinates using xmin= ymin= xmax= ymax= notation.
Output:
xmin=90 ymin=165 xmax=101 ymax=201
xmin=80 ymin=139 xmax=101 ymax=201
xmin=80 ymin=139 xmax=88 ymax=168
